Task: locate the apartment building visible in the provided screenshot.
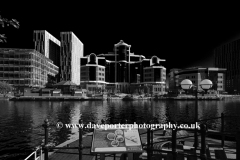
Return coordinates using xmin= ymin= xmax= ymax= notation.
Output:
xmin=60 ymin=32 xmax=83 ymax=85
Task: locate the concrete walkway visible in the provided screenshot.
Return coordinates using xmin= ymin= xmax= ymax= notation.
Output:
xmin=49 ymin=135 xmax=94 ymax=160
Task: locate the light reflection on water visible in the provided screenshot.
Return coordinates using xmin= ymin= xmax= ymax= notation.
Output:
xmin=0 ymin=99 xmax=240 ymax=159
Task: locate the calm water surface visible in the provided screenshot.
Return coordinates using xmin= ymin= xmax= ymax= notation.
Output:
xmin=0 ymin=99 xmax=240 ymax=159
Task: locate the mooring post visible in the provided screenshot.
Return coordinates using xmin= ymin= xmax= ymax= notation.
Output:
xmin=124 ymin=119 xmax=128 ymax=160
xmin=42 ymin=119 xmax=49 ymax=160
xmin=236 ymin=131 xmax=240 ymax=160
xmin=221 ymin=113 xmax=225 ymax=147
xmin=194 ymin=88 xmax=199 ymax=150
xmin=147 ymin=128 xmax=151 ymax=160
xmin=200 ymin=124 xmax=207 ymax=160
xmin=101 ymin=119 xmax=105 ymax=124
xmin=79 ymin=119 xmax=83 ymax=160
xmin=172 ymin=121 xmax=177 ymax=160
xmin=150 ymin=120 xmax=154 ymax=156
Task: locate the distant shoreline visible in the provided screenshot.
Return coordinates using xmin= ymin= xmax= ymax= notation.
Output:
xmin=7 ymin=95 xmax=239 ymax=101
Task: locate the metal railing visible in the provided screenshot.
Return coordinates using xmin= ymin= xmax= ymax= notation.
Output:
xmin=24 ymin=146 xmax=43 ymax=160
xmin=24 ymin=114 xmax=240 ymax=160
xmin=199 ymin=113 xmax=240 ymax=147
xmin=141 ymin=114 xmax=240 ymax=160
xmin=41 ymin=119 xmax=85 ymax=160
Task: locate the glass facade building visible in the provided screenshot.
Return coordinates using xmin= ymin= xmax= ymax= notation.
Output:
xmin=214 ymin=39 xmax=240 ymax=94
xmin=33 ymin=30 xmax=61 ymax=82
xmin=0 ymin=48 xmax=58 ymax=88
xmin=60 ymin=32 xmax=83 ymax=85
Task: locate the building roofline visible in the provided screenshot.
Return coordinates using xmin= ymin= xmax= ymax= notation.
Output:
xmin=114 ymin=40 xmax=131 ymax=47
xmin=0 ymin=48 xmax=35 ymax=51
xmin=176 ymin=67 xmax=227 ymax=74
xmin=34 ymin=30 xmax=61 ymax=45
xmin=60 ymin=32 xmax=83 ymax=44
xmin=0 ymin=48 xmax=59 ymax=67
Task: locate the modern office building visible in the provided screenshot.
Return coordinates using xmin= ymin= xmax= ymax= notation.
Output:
xmin=168 ymin=68 xmax=182 ymax=93
xmin=60 ymin=32 xmax=83 ymax=85
xmin=80 ymin=53 xmax=106 ymax=92
xmin=33 ymin=30 xmax=61 ymax=81
xmin=214 ymin=39 xmax=240 ymax=94
xmin=34 ymin=30 xmax=84 ymax=85
xmin=80 ymin=40 xmax=167 ymax=94
xmin=168 ymin=67 xmax=226 ymax=94
xmin=0 ymin=30 xmax=84 ymax=91
xmin=0 ymin=48 xmax=59 ymax=89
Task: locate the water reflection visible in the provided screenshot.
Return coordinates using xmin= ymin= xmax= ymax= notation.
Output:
xmin=1 ymin=100 xmax=240 ymax=159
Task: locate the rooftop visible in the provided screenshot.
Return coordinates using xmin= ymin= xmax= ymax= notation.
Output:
xmin=114 ymin=40 xmax=131 ymax=47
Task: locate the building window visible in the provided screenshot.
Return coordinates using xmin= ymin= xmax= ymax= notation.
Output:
xmin=152 ymin=57 xmax=157 ymax=64
xmin=89 ymin=54 xmax=96 ymax=64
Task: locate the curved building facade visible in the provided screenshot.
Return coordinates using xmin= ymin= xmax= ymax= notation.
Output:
xmin=80 ymin=40 xmax=167 ymax=94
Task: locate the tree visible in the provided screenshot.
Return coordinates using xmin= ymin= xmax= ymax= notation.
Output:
xmin=0 ymin=81 xmax=13 ymax=96
xmin=0 ymin=11 xmax=20 ymax=42
xmin=134 ymin=89 xmax=138 ymax=95
xmin=144 ymin=86 xmax=150 ymax=96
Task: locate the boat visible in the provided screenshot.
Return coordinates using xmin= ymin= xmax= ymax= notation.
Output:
xmin=0 ymin=97 xmax=9 ymax=100
xmin=122 ymin=95 xmax=137 ymax=101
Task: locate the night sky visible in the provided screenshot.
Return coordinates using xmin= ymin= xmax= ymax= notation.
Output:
xmin=1 ymin=3 xmax=240 ymax=73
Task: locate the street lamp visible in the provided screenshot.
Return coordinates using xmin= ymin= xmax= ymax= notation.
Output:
xmin=180 ymin=79 xmax=193 ymax=90
xmin=200 ymin=79 xmax=213 ymax=93
xmin=180 ymin=79 xmax=212 ymax=149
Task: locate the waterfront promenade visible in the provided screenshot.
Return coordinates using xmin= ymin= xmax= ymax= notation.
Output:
xmin=9 ymin=96 xmax=104 ymax=101
xmin=47 ymin=130 xmax=237 ymax=160
xmin=8 ymin=94 xmax=233 ymax=101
